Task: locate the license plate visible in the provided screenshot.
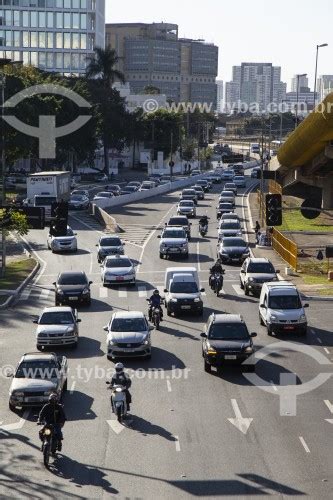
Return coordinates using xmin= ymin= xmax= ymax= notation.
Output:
xmin=181 ymin=305 xmax=191 ymax=309
xmin=124 ymin=349 xmax=135 ymax=352
xmin=225 ymin=355 xmax=237 ymax=360
xmin=49 ymin=339 xmax=60 ymax=343
xmin=69 ymin=297 xmax=78 ymax=301
xmin=25 ymin=397 xmax=41 ymax=403
xmin=116 ymin=276 xmax=124 ymax=281
xmin=170 ymin=248 xmax=179 ymax=252
xmin=284 ymin=326 xmax=294 ymax=330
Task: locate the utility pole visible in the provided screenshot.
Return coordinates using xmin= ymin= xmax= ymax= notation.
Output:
xmin=0 ymin=63 xmax=7 ymax=278
xmin=197 ymin=123 xmax=201 ymax=170
xmin=170 ymin=131 xmax=174 ymax=182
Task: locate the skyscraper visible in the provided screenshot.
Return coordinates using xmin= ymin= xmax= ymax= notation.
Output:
xmin=0 ymin=0 xmax=105 ymax=75
xmin=216 ymin=80 xmax=223 ymax=113
xmin=317 ymin=75 xmax=333 ymax=101
xmin=291 ymin=74 xmax=309 ymax=92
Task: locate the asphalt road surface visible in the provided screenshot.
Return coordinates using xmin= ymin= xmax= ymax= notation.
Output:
xmin=0 ymin=172 xmax=332 ymax=499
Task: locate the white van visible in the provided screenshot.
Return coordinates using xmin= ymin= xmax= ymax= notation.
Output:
xmin=259 ymin=282 xmax=308 ymax=336
xmin=164 ymin=268 xmax=204 ymax=317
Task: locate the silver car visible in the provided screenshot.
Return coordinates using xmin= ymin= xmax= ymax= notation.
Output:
xmin=97 ymin=235 xmax=125 ymax=262
xmin=104 ymin=311 xmax=153 ymax=359
xmin=47 ymin=226 xmax=77 ymax=253
xmin=34 ymin=307 xmax=81 ymax=350
xmin=177 ymin=200 xmax=196 ymax=217
xmin=101 ymin=255 xmax=136 ymax=285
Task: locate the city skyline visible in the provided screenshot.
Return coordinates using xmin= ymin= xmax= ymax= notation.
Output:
xmin=106 ymin=0 xmax=333 ymax=91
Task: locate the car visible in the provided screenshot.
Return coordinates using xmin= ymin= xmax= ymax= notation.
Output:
xmin=140 ymin=181 xmax=156 ymax=191
xmin=68 ymin=194 xmax=90 ymax=210
xmin=234 ymin=175 xmax=246 ymax=188
xmin=161 ymin=175 xmax=171 ymax=181
xmin=219 ymin=190 xmax=235 ymax=207
xmin=96 ymin=173 xmax=108 ymax=182
xmin=192 ymin=185 xmax=205 ymax=200
xmin=220 ymin=213 xmax=240 ymax=223
xmin=240 ymin=258 xmax=279 ymax=296
xmin=180 ymin=188 xmax=198 ymax=204
xmin=217 ymin=237 xmax=250 ymax=263
xmin=166 ymin=215 xmax=192 ymax=239
xmin=158 ymin=226 xmax=189 ymax=259
xmin=104 ymin=311 xmax=153 ymax=360
xmin=221 ymin=170 xmax=235 ymax=181
xmin=224 ymin=182 xmax=237 ymax=195
xmin=96 ymin=235 xmax=125 ymax=263
xmin=54 ymin=271 xmax=92 ymax=306
xmin=191 ymin=169 xmax=202 ymax=176
xmin=127 ymin=181 xmax=142 ymax=189
xmin=71 ymin=189 xmax=89 ymax=198
xmin=106 ymin=184 xmax=121 ymax=196
xmin=120 ymin=185 xmax=139 ymax=195
xmin=160 ymin=179 xmax=171 ymax=186
xmin=101 ymin=255 xmax=136 ymax=286
xmin=93 ymin=191 xmax=114 ymax=201
xmin=177 ymin=200 xmax=196 ymax=217
xmin=216 ymin=202 xmax=234 ymax=219
xmin=233 ymin=164 xmax=245 ymax=175
xmin=196 ymin=179 xmax=210 ymax=192
xmin=201 ymin=313 xmax=257 ymax=373
xmin=34 ymin=306 xmax=81 ymax=350
xmin=251 ymin=167 xmax=261 ymax=178
xmin=218 ymin=220 xmax=242 ymax=240
xmin=47 ymin=225 xmax=77 ymax=253
xmin=8 ymin=352 xmax=68 ymax=411
xmin=211 ymin=173 xmax=222 ymax=183
xmin=164 ymin=271 xmax=204 ymax=317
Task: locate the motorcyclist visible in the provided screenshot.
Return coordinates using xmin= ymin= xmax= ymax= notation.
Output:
xmin=110 ymin=363 xmax=132 ymax=411
xmin=38 ymin=393 xmax=66 ymax=452
xmin=209 ymin=258 xmax=225 ymax=287
xmin=199 ymin=215 xmax=209 ymax=231
xmin=148 ymin=289 xmax=164 ymax=321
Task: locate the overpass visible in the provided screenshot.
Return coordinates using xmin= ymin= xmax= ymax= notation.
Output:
xmin=274 ymin=92 xmax=333 ymax=209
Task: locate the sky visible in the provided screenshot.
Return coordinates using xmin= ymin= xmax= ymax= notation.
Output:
xmin=105 ymin=0 xmax=333 ymax=91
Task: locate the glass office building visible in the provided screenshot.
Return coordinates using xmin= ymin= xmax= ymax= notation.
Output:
xmin=0 ymin=0 xmax=105 ymax=75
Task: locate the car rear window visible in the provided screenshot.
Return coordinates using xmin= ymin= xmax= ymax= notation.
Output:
xmin=100 ymin=238 xmax=121 ymax=247
xmin=163 ymin=230 xmax=186 ymax=239
xmin=222 ymin=238 xmax=247 ymax=247
xmin=247 ymin=263 xmax=275 ymax=273
xmin=169 ymin=217 xmax=188 ymax=226
xmin=208 ymin=323 xmax=249 ymax=340
xmin=58 ymin=274 xmax=87 ymax=285
xmin=105 ymin=259 xmax=132 ymax=268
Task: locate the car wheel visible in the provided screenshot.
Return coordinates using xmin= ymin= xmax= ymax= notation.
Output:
xmin=159 ymin=253 xmax=163 ymax=259
xmin=36 ymin=345 xmax=42 ymax=351
xmin=267 ymin=326 xmax=273 ymax=336
xmin=167 ymin=307 xmax=172 ymax=317
xmin=239 ymin=280 xmax=244 ymax=290
xmin=244 ymin=286 xmax=249 ymax=296
xmin=63 ymin=379 xmax=68 ymax=391
xmin=204 ymin=360 xmax=211 ymax=373
xmin=259 ymin=313 xmax=265 ymax=326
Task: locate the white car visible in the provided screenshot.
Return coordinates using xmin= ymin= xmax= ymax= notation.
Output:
xmin=34 ymin=306 xmax=81 ymax=350
xmin=93 ymin=192 xmax=114 ymax=201
xmin=234 ymin=175 xmax=246 ymax=188
xmin=219 ymin=190 xmax=235 ymax=207
xmin=220 ymin=213 xmax=240 ymax=223
xmin=47 ymin=226 xmax=77 ymax=253
xmin=140 ymin=181 xmax=155 ymax=191
xmin=177 ymin=200 xmax=196 ymax=217
xmin=221 ymin=170 xmax=235 ymax=181
xmin=72 ymin=189 xmax=89 ymax=198
xmin=68 ymin=194 xmax=90 ymax=210
xmin=101 ymin=255 xmax=136 ymax=286
xmin=224 ymin=182 xmax=237 ymax=195
xmin=158 ymin=226 xmax=189 ymax=259
xmin=104 ymin=311 xmax=153 ymax=360
xmin=218 ymin=219 xmax=242 ymax=240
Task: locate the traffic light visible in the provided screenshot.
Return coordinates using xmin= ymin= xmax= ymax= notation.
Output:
xmin=265 ymin=194 xmax=282 ymax=226
xmin=50 ymin=201 xmax=68 ymax=236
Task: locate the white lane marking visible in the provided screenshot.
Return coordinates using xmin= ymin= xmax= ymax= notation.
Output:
xmin=196 ymin=242 xmax=201 ymax=272
xmin=324 ymin=400 xmax=333 ymax=414
xmin=99 ymin=287 xmax=108 ymax=299
xmin=270 ymin=381 xmax=278 ymax=392
xmin=138 ymin=286 xmax=148 ymax=298
xmin=232 ymin=284 xmax=244 ymax=296
xmin=228 ymin=399 xmax=253 ymax=435
xmin=317 ymin=337 xmax=323 ymax=344
xmin=167 ymin=380 xmax=172 ymax=392
xmin=174 ymin=435 xmax=181 ymax=452
xmin=40 ymin=289 xmax=51 ymax=301
xmin=107 ymin=419 xmax=133 ymax=434
xmin=70 ymin=382 xmax=76 ymax=394
xmin=119 ymin=290 xmax=127 ymax=298
xmin=0 ymin=410 xmax=30 ymax=432
xmin=299 ymin=436 xmax=310 ymax=453
xmin=20 ymin=235 xmax=47 ymax=286
xmin=18 ymin=288 xmax=31 ymax=301
xmin=324 ymin=348 xmax=330 ymax=354
xmin=69 ymin=213 xmax=103 ymax=235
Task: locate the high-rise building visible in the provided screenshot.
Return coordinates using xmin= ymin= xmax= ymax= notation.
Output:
xmin=105 ymin=22 xmax=218 ymax=107
xmin=225 ymin=62 xmax=286 ymax=113
xmin=317 ymin=75 xmax=333 ymax=101
xmin=216 ymin=80 xmax=223 ymax=113
xmin=291 ymin=74 xmax=309 ymax=92
xmin=0 ymin=0 xmax=105 ymax=75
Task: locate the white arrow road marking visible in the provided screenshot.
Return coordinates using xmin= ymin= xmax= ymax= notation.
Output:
xmin=232 ymin=284 xmax=244 ymax=296
xmin=107 ymin=419 xmax=133 ymax=434
xmin=228 ymin=399 xmax=253 ymax=435
xmin=0 ymin=410 xmax=30 ymax=432
xmin=99 ymin=287 xmax=108 ymax=299
xmin=324 ymin=400 xmax=333 ymax=414
xmin=138 ymin=286 xmax=147 ymax=298
xmin=325 ymin=419 xmax=333 ymax=425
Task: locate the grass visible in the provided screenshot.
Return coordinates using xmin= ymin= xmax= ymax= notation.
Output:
xmin=0 ymin=258 xmax=36 ymax=291
xmin=280 ymin=209 xmax=333 ymax=232
xmin=298 ymin=260 xmax=333 ymax=294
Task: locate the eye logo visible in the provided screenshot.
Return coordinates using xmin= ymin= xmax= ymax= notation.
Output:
xmin=2 ymin=84 xmax=92 ymax=159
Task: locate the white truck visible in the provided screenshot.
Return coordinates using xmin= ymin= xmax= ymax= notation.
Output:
xmin=164 ymin=267 xmax=204 ymax=317
xmin=26 ymin=171 xmax=71 ymax=221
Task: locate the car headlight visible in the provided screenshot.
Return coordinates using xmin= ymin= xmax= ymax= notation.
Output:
xmin=248 ymin=278 xmax=255 ymax=283
xmin=82 ymin=288 xmax=90 ymax=295
xmin=299 ymin=314 xmax=306 ymax=322
xmin=244 ymin=346 xmax=253 ymax=353
xmin=44 ymin=391 xmax=52 ymax=396
xmin=194 ymin=298 xmax=201 ymax=303
xmin=66 ymin=328 xmax=75 ymax=335
xmin=170 ymin=298 xmax=178 ymax=303
xmin=12 ymin=391 xmax=24 ymax=397
xmin=270 ymin=315 xmax=277 ymax=321
xmin=57 ymin=289 xmax=64 ymax=295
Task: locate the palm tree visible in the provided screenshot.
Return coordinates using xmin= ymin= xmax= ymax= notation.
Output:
xmin=86 ymin=46 xmax=125 ymax=88
xmin=86 ymin=46 xmax=126 ymax=173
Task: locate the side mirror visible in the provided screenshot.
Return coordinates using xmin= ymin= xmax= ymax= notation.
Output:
xmin=164 ymin=288 xmax=168 ymax=293
xmin=106 ymin=381 xmax=111 ymax=385
xmin=260 ymin=304 xmax=266 ymax=309
xmin=200 ymin=333 xmax=207 ymax=338
xmin=77 ymin=319 xmax=82 ymax=323
xmin=74 ymin=233 xmax=77 ymax=236
xmin=103 ymin=326 xmax=109 ymax=331
xmin=276 ymin=270 xmax=280 ymax=274
xmin=123 ymin=242 xmax=126 ymax=245
xmin=95 ymin=244 xmax=98 ymax=246
xmin=250 ymin=332 xmax=257 ymax=338
xmin=89 ymin=281 xmax=93 ymax=285
xmin=149 ymin=326 xmax=154 ymax=331
xmin=52 ymin=282 xmax=56 ymax=286
xmin=32 ymin=319 xmax=38 ymax=324
xmin=6 ymin=370 xmax=13 ymax=378
xmin=241 ymin=270 xmax=245 ymax=274
xmin=157 ymin=235 xmax=161 ymax=239
xmin=303 ymin=303 xmax=309 ymax=308
xmin=200 ymin=288 xmax=205 ymax=293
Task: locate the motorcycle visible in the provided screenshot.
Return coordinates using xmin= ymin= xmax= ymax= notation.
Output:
xmin=107 ymin=382 xmax=127 ymax=423
xmin=38 ymin=423 xmax=58 ymax=467
xmin=210 ymin=271 xmax=225 ymax=296
xmin=147 ymin=299 xmax=164 ymax=329
xmin=199 ymin=217 xmax=209 ymax=237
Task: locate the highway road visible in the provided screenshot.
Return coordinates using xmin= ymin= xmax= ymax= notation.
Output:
xmin=0 ymin=170 xmax=332 ymax=499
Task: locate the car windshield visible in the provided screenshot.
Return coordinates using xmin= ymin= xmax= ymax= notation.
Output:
xmin=35 ymin=196 xmax=56 ymax=206
xmin=71 ymin=195 xmax=84 ymax=201
xmin=170 ymin=282 xmax=199 ymax=293
xmin=268 ymin=295 xmax=302 ymax=310
xmin=15 ymin=360 xmax=58 ymax=379
xmin=197 ymin=181 xmax=207 ymax=185
xmin=169 ymin=218 xmax=188 ymax=226
xmin=65 ymin=228 xmax=74 ymax=236
xmin=39 ymin=311 xmax=74 ymax=325
xmin=221 ymin=191 xmax=234 ymax=196
xmin=221 ymin=223 xmax=240 ymax=230
xmin=163 ymin=230 xmax=186 ymax=239
xmin=180 ymin=201 xmax=193 ymax=206
xmin=223 ymin=239 xmax=247 ymax=248
xmin=111 ymin=318 xmax=146 ymax=332
xmin=125 ymin=186 xmax=137 ymax=192
xmin=183 ymin=190 xmax=195 ymax=195
xmin=219 ymin=203 xmax=233 ymax=209
xmin=225 ymin=184 xmax=235 ymax=189
xmin=100 ymin=238 xmax=121 ymax=247
xmin=208 ymin=323 xmax=249 ymax=340
xmin=73 ymin=191 xmax=86 ymax=196
xmin=247 ymin=263 xmax=275 ymax=273
xmin=58 ymin=273 xmax=87 ymax=285
xmin=105 ymin=259 xmax=132 ymax=268
xmin=96 ymin=192 xmax=110 ymax=198
xmin=235 ymin=176 xmax=245 ymax=181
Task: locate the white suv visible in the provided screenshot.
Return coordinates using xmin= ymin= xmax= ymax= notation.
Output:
xmin=47 ymin=226 xmax=77 ymax=253
xmin=240 ymin=258 xmax=279 ymax=296
xmin=158 ymin=227 xmax=189 ymax=259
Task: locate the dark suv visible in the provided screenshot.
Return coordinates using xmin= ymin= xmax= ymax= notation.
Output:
xmin=54 ymin=272 xmax=92 ymax=306
xmin=166 ymin=215 xmax=191 ymax=240
xmin=201 ymin=314 xmax=256 ymax=373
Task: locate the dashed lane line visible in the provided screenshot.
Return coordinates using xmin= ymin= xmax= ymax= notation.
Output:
xmin=299 ymin=436 xmax=310 ymax=453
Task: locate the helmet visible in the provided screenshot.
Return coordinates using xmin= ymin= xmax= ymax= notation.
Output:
xmin=49 ymin=393 xmax=58 ymax=404
xmin=153 ymin=289 xmax=159 ymax=296
xmin=115 ymin=362 xmax=124 ymax=373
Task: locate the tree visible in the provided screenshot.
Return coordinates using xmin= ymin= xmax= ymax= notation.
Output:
xmin=0 ymin=208 xmax=29 ymax=236
xmin=142 ymin=85 xmax=160 ymax=95
xmin=143 ymin=109 xmax=183 ymax=159
xmin=86 ymin=46 xmax=125 ymax=88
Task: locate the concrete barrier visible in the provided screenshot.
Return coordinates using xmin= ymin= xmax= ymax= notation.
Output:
xmin=91 ymin=204 xmax=123 ymax=233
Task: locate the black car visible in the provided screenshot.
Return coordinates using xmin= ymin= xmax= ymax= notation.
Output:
xmin=166 ymin=215 xmax=191 ymax=239
xmin=201 ymin=313 xmax=257 ymax=373
xmin=106 ymin=184 xmax=121 ymax=196
xmin=54 ymin=272 xmax=92 ymax=306
xmin=217 ymin=236 xmax=250 ymax=263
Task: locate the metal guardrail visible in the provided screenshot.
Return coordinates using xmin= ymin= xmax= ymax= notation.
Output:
xmin=268 ymin=180 xmax=282 ymax=194
xmin=272 ymin=228 xmax=298 ymax=271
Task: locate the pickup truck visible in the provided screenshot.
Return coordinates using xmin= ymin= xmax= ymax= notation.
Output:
xmin=8 ymin=352 xmax=68 ymax=411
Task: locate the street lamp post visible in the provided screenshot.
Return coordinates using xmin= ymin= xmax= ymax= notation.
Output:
xmin=295 ymin=73 xmax=307 ymax=130
xmin=314 ymin=43 xmax=328 ymax=107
